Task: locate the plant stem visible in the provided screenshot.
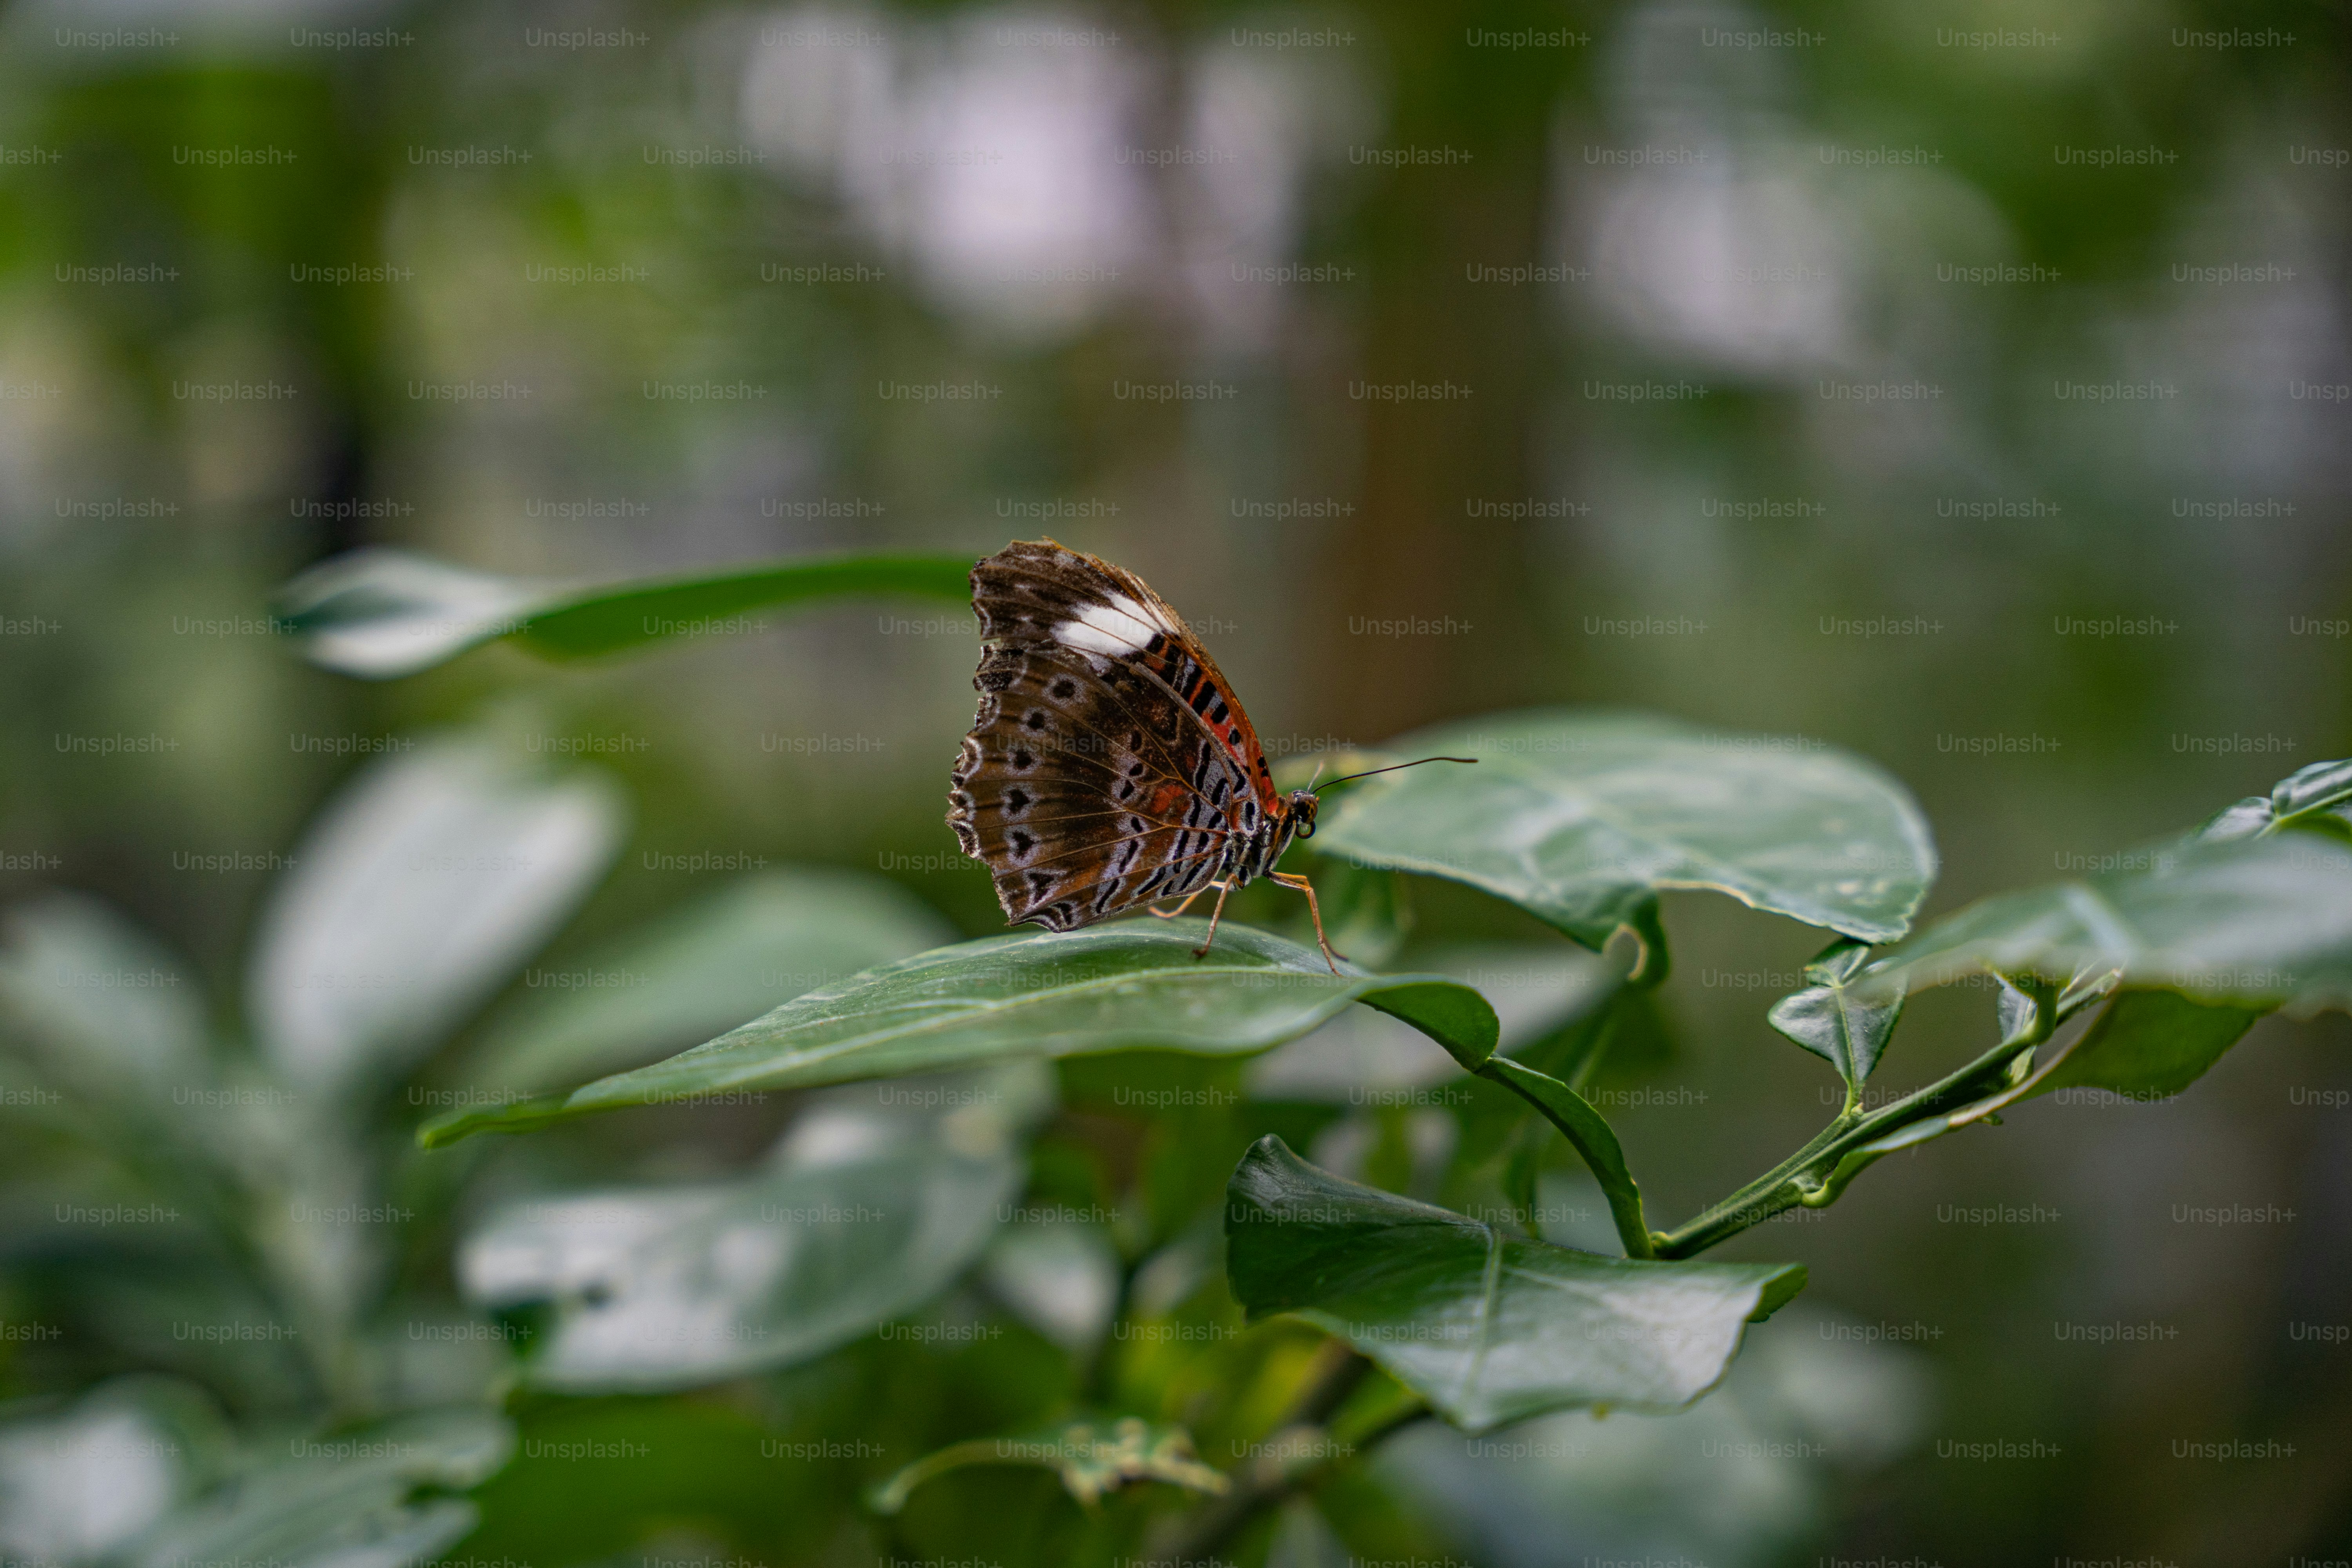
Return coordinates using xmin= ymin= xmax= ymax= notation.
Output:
xmin=1476 ymin=1059 xmax=1654 ymax=1258
xmin=1653 ymin=1030 xmax=2043 ymax=1259
xmin=1285 ymin=1338 xmax=1374 ymax=1428
xmin=1086 ymin=1252 xmax=1140 ymax=1406
xmin=1155 ymin=1346 xmax=1424 ymax=1563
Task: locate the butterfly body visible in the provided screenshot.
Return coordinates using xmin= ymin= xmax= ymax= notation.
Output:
xmin=947 ymin=539 xmax=1334 ymax=965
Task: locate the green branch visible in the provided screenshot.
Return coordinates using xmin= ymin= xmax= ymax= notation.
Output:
xmin=1476 ymin=1058 xmax=1655 ymax=1258
xmin=1653 ymin=978 xmax=2065 ymax=1259
xmin=1154 ymin=1343 xmax=1424 ymax=1563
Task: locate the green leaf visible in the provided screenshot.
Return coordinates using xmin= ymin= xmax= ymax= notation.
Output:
xmin=1224 ymin=1138 xmax=1804 ymax=1432
xmin=1767 ymin=938 xmax=1905 ymax=1091
xmin=1313 ymin=711 xmax=1936 ymax=977
xmin=0 ymin=1379 xmax=227 ymax=1560
xmin=1996 ymin=975 xmax=2051 ymax=1045
xmin=0 ymin=894 xmax=209 ymax=1094
xmin=2028 ymin=989 xmax=2265 ymax=1103
xmin=1810 ymin=987 xmax=2271 ymax=1195
xmin=1475 ymin=1058 xmax=1652 ymax=1258
xmin=466 ymin=868 xmax=956 ymax=1094
xmin=982 ymin=1220 xmax=1122 ymax=1349
xmin=1361 ymin=981 xmax=1504 ymax=1074
xmin=421 ymin=923 xmax=1498 ymax=1147
xmin=2198 ymin=757 xmax=2352 ymax=844
xmin=276 ymin=546 xmax=973 ymax=679
xmin=460 ymin=1065 xmax=1051 ymax=1391
xmin=248 ymin=737 xmax=627 ymax=1097
xmin=867 ymin=1414 xmax=1227 ymax=1515
xmin=1858 ymin=835 xmax=2352 ymax=1018
xmin=1250 ymin=941 xmax=1627 ymax=1104
xmin=1501 ymin=1116 xmax=1546 ymax=1229
xmin=2269 ymin=759 xmax=2352 ymax=839
xmin=119 ymin=1408 xmax=512 ymax=1568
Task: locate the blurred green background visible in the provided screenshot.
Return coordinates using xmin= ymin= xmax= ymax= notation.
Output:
xmin=2 ymin=0 xmax=2350 ymax=1563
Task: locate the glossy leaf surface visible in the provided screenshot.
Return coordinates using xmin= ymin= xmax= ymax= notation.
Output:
xmin=1224 ymin=1138 xmax=1804 ymax=1431
xmin=2028 ymin=989 xmax=2266 ymax=1103
xmin=120 ymin=1408 xmax=511 ymax=1568
xmin=459 ymin=1067 xmax=1049 ymax=1390
xmin=423 ymin=924 xmax=1497 ymax=1146
xmin=1768 ymin=938 xmax=1905 ymax=1089
xmin=1314 ymin=711 xmax=1936 ymax=975
xmin=1858 ymin=835 xmax=2352 ymax=1017
xmin=278 ymin=547 xmax=973 ymax=678
xmin=247 ymin=738 xmax=626 ymax=1097
xmin=2197 ymin=757 xmax=2352 ymax=844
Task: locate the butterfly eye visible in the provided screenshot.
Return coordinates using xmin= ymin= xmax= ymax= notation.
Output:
xmin=1289 ymin=791 xmax=1321 ymax=837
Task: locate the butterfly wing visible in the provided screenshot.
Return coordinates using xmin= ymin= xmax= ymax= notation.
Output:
xmin=969 ymin=539 xmax=1281 ymax=811
xmin=948 ymin=539 xmax=1281 ymax=931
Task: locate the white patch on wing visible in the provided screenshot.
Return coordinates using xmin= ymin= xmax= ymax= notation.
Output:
xmin=1105 ymin=590 xmax=1176 ymax=634
xmin=1054 ymin=591 xmax=1170 ymax=656
xmin=1054 ymin=615 xmax=1138 ymax=656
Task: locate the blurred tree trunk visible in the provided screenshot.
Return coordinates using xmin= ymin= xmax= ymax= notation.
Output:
xmin=1308 ymin=2 xmax=1578 ymax=741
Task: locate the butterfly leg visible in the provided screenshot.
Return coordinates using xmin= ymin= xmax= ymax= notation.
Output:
xmin=1146 ymin=885 xmax=1214 ymax=920
xmin=1190 ymin=879 xmax=1235 ymax=960
xmin=1269 ymin=871 xmax=1345 ymax=975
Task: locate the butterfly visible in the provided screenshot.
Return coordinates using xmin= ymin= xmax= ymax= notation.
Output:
xmin=946 ymin=538 xmax=1468 ymax=973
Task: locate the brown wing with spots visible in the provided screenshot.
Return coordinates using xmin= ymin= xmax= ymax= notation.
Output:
xmin=967 ymin=538 xmax=1283 ymax=819
xmin=948 ymin=642 xmax=1239 ymax=930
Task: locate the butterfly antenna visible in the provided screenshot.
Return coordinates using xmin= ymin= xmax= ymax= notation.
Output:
xmin=1311 ymin=757 xmax=1478 ymax=793
xmin=1304 ymin=760 xmax=1327 ymax=792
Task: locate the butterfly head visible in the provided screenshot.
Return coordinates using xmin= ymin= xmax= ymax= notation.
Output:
xmin=1284 ymin=788 xmax=1321 ymax=839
